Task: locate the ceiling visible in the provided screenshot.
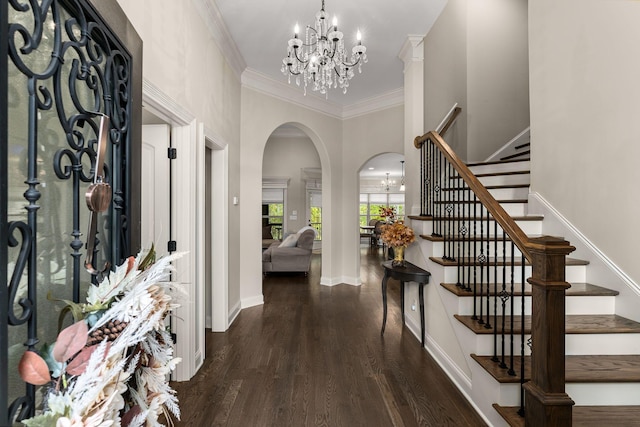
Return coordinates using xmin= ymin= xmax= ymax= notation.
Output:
xmin=214 ymin=0 xmax=446 ymax=107
xmin=360 ymin=153 xmax=405 ymax=180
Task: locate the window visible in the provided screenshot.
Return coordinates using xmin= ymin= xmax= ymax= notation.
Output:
xmin=262 ymin=188 xmax=285 ymax=239
xmin=309 ymin=191 xmax=322 ymax=240
xmin=359 ymin=193 xmax=405 ymax=225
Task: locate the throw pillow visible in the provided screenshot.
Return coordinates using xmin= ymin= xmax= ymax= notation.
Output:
xmin=262 ymin=225 xmax=273 ymax=239
xmin=296 ymin=225 xmax=316 ymax=236
xmin=279 ymin=234 xmax=298 ymax=248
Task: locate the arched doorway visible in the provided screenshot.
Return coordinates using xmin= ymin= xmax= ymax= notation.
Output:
xmin=261 ymin=124 xmax=322 ymax=277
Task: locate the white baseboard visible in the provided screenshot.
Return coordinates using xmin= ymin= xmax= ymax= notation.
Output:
xmin=320 ymin=276 xmax=362 ymax=286
xmin=228 ymin=300 xmax=241 ymax=326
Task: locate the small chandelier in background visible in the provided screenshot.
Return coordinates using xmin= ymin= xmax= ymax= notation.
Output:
xmin=381 ymin=173 xmax=395 ymax=192
xmin=282 ymin=0 xmax=367 ymax=97
xmin=399 ymin=160 xmax=405 ymax=192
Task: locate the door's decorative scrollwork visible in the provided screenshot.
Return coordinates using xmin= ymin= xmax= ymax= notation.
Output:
xmin=7 ymin=221 xmax=33 ymax=326
xmin=3 ymin=0 xmax=133 ymax=423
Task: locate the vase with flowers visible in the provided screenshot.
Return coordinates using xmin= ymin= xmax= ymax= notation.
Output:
xmin=380 ymin=221 xmax=416 ymax=267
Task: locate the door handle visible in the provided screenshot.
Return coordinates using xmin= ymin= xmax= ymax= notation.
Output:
xmin=85 ymin=113 xmax=112 ymax=275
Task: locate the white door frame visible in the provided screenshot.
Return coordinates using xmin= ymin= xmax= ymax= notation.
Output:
xmin=203 ymin=126 xmax=229 ymax=332
xmin=143 ymin=79 xmax=201 ymax=381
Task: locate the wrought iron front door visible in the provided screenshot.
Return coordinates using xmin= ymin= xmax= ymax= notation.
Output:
xmin=1 ymin=0 xmax=141 ymax=424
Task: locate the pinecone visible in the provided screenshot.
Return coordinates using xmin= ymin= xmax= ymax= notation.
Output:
xmin=87 ymin=319 xmax=128 ymax=346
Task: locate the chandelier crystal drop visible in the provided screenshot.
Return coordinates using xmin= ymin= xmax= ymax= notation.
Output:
xmin=281 ymin=0 xmax=367 ymax=97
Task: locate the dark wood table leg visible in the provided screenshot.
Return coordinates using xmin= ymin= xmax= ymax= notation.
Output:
xmin=400 ymin=281 xmax=405 ymax=325
xmin=419 ymin=283 xmax=425 ymax=346
xmin=381 ymin=271 xmax=390 ymax=336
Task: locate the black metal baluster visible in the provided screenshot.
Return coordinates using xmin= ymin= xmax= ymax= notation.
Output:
xmin=443 ymin=162 xmax=450 ymax=259
xmin=508 ymin=243 xmax=516 ymax=376
xmin=484 ymin=208 xmax=492 ymax=330
xmin=472 ymin=194 xmax=478 ymax=320
xmin=465 ymin=187 xmax=471 ymax=292
xmin=430 ymin=141 xmax=435 ymax=217
xmin=478 ymin=203 xmax=485 ymax=325
xmin=435 ymin=150 xmax=442 ymax=237
xmin=499 ymin=231 xmax=508 ymax=369
xmin=456 ymin=175 xmax=464 ymax=288
xmin=492 ymin=220 xmax=498 ymax=359
xmin=421 ymin=143 xmax=426 ymax=216
xmin=519 ymin=251 xmax=527 ymax=416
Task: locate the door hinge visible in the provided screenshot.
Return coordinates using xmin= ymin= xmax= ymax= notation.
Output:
xmin=168 ymin=240 xmax=177 ymax=252
xmin=170 ymin=332 xmax=177 ymax=344
xmin=168 ymin=147 xmax=177 ymax=159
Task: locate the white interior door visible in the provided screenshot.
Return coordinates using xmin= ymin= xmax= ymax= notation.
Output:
xmin=141 ymin=125 xmax=171 ymax=256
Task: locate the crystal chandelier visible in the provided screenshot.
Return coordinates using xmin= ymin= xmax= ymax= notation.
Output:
xmin=281 ymin=0 xmax=367 ymax=97
xmin=381 ymin=173 xmax=395 ymax=192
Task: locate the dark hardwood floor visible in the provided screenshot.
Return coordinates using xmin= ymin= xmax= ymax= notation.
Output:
xmin=171 ymin=245 xmax=487 ymax=426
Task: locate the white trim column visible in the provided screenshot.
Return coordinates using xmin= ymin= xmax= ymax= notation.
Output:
xmin=398 ymin=35 xmax=425 ymax=217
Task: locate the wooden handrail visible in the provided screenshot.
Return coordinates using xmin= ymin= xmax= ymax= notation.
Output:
xmin=414 ymin=130 xmax=532 ymax=262
xmin=438 ymin=106 xmax=462 ymax=137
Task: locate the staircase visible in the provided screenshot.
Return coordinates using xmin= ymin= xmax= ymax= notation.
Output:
xmin=410 ymin=157 xmax=640 ymax=426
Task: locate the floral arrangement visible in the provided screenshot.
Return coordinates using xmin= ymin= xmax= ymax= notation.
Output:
xmin=378 ymin=206 xmax=396 ymax=223
xmin=17 ymin=247 xmax=183 ymax=427
xmin=380 ymin=221 xmax=416 ymax=248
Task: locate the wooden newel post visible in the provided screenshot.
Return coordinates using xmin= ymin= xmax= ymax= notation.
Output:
xmin=523 ymin=236 xmax=576 ymax=426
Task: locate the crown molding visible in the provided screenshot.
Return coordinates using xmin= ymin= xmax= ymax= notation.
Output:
xmin=191 ymin=0 xmax=246 ymax=78
xmin=398 ymin=35 xmax=425 ymax=71
xmin=242 ymin=68 xmax=343 ymax=119
xmin=262 ymin=177 xmax=291 ymax=188
xmin=342 ymin=89 xmax=404 ymax=120
xmin=242 ymin=68 xmax=404 ymax=120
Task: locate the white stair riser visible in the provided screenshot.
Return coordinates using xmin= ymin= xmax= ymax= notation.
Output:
xmin=472 ymin=333 xmax=640 ymax=356
xmin=487 ymin=187 xmax=529 ymax=200
xmin=433 ymin=240 xmax=526 ymax=259
xmin=454 ymin=295 xmax=616 ymax=316
xmin=566 ymin=383 xmax=640 ymax=406
xmin=476 ymin=174 xmax=530 ymax=187
xmin=438 ymin=187 xmax=528 ymax=201
xmin=474 ymin=332 xmax=531 ymax=357
xmin=434 ymin=202 xmax=527 ymax=217
xmin=440 ymin=264 xmax=587 ymax=284
xmin=468 ymin=161 xmax=530 ymax=176
xmin=566 ymin=333 xmax=640 ymax=355
xmin=414 ymin=218 xmax=542 ymax=237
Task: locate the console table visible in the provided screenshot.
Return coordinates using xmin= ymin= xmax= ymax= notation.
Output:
xmin=381 ymin=260 xmax=431 ymax=346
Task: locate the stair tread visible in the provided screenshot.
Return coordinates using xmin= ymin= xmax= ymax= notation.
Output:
xmin=455 ymin=170 xmax=530 ymax=178
xmin=455 ymin=314 xmax=640 ymax=335
xmin=474 ymin=354 xmax=640 ymax=383
xmin=442 ymin=183 xmax=530 ymax=191
xmin=493 ymin=404 xmax=640 ymax=427
xmin=500 ymin=150 xmax=530 ymax=161
xmin=430 ymin=256 xmax=589 ymax=267
xmin=408 ymin=214 xmax=543 ymax=222
xmin=466 ymin=158 xmax=531 ymax=168
xmin=420 ymin=234 xmax=544 ymax=242
xmin=434 ymin=199 xmax=529 ymax=204
xmin=441 ymin=282 xmax=619 ymax=297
